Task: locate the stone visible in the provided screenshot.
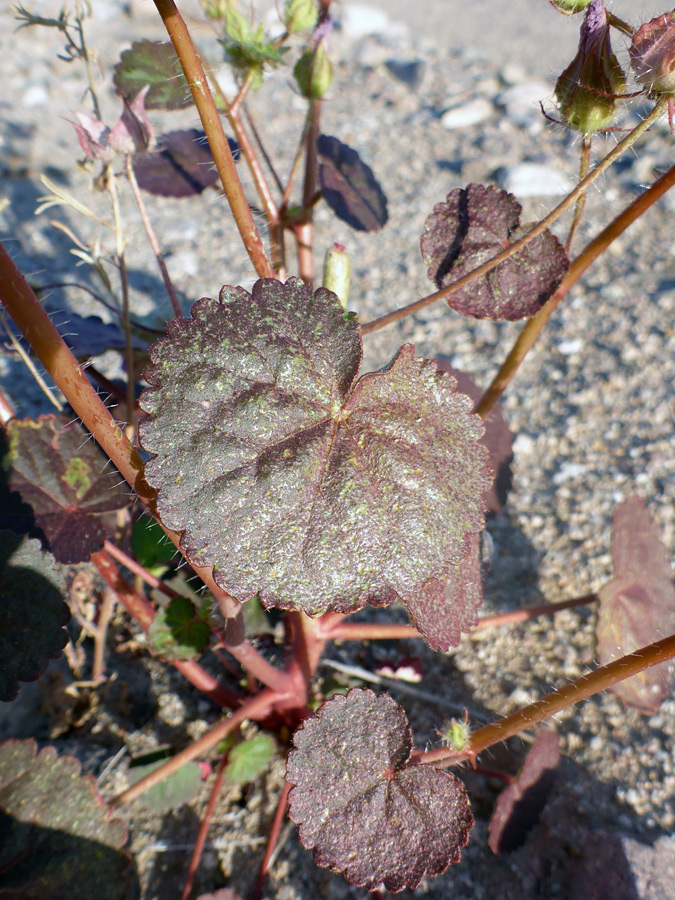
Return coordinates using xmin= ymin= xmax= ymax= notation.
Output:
xmin=441 ymin=97 xmax=493 ymax=130
xmin=497 ymin=163 xmax=573 ymax=197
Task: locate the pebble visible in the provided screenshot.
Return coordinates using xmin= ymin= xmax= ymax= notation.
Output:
xmin=441 ymin=97 xmax=493 ymax=130
xmin=497 ymin=162 xmax=573 ymax=196
xmin=385 ymin=59 xmax=426 ymax=90
xmin=496 ymin=81 xmax=551 ymax=128
xmin=340 ymin=4 xmax=391 ymax=39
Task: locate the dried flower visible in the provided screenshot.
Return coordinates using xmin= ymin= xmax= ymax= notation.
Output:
xmin=630 ymin=11 xmax=675 ymax=93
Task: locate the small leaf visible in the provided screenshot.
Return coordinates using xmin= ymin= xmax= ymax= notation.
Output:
xmin=596 ymin=496 xmax=675 ymax=713
xmin=113 ymin=39 xmax=191 ymax=110
xmin=224 ymin=734 xmax=275 ymax=783
xmin=139 ymin=277 xmax=491 ymax=647
xmin=130 ymin=516 xmax=176 ymax=575
xmin=0 ymin=532 xmax=69 ymax=702
xmin=435 ymin=359 xmax=513 ymax=513
xmin=488 ymin=730 xmax=560 ymax=854
xmin=6 ymin=415 xmax=131 ymax=564
xmin=0 ymin=739 xmax=136 ymax=899
xmin=147 ymin=595 xmax=210 ymax=661
xmin=286 ymin=689 xmax=473 ymax=891
xmin=420 ymin=184 xmax=569 ymax=320
xmin=317 ymin=135 xmax=388 ymax=232
xmin=132 ymin=129 xmax=228 ymax=198
xmin=128 ymin=759 xmax=203 ymax=812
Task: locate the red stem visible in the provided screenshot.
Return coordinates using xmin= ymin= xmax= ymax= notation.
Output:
xmin=181 ymin=754 xmax=230 ymax=900
xmin=251 ymin=780 xmax=291 ymax=900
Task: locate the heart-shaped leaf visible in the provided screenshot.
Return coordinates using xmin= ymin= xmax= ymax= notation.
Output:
xmin=0 ymin=532 xmax=69 ymax=702
xmin=132 ymin=129 xmax=230 ymax=198
xmin=128 ymin=758 xmax=203 ymax=812
xmin=420 ymin=184 xmax=569 ymax=320
xmin=488 ymin=729 xmax=560 ymax=854
xmin=147 ymin=595 xmax=211 ymax=661
xmin=6 ymin=415 xmax=131 ymax=564
xmin=596 ymin=496 xmax=675 ymax=713
xmin=435 ymin=359 xmax=513 ymax=513
xmin=224 ymin=734 xmax=275 ymax=784
xmin=286 ymin=688 xmax=473 ymax=891
xmin=113 ymin=40 xmax=191 ymax=110
xmin=139 ymin=278 xmax=491 ymax=647
xmin=317 ymin=135 xmax=388 ymax=232
xmin=0 ymin=739 xmax=136 ymax=899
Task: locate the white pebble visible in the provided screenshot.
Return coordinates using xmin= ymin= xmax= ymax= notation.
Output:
xmin=441 ymin=98 xmax=493 ymax=130
xmin=22 ymin=85 xmax=48 ymax=107
xmin=498 ymin=163 xmax=573 ymax=197
xmin=558 ymin=338 xmax=583 ymax=355
xmin=552 ymin=462 xmax=587 ymax=485
xmin=340 ymin=4 xmax=390 ymax=39
xmin=497 ymin=82 xmax=551 ymax=126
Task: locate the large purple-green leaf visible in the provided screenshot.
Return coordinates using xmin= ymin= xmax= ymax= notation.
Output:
xmin=0 ymin=739 xmax=136 ymax=900
xmin=139 ymin=278 xmax=491 ymax=646
xmin=420 ymin=184 xmax=569 ymax=320
xmin=113 ymin=39 xmax=191 ymax=110
xmin=0 ymin=532 xmax=69 ymax=702
xmin=596 ymin=496 xmax=675 ymax=713
xmin=286 ymin=688 xmax=473 ymax=891
xmin=6 ymin=415 xmax=131 ymax=564
xmin=132 ymin=129 xmax=226 ymax=198
xmin=317 ymin=135 xmax=388 ymax=232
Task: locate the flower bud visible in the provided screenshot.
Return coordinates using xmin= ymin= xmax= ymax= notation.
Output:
xmin=293 ymin=41 xmax=333 ymax=98
xmin=322 ymin=243 xmax=350 ymax=310
xmin=554 ymin=0 xmax=626 ymax=132
xmin=284 ymin=0 xmax=318 ymax=34
xmin=548 ymin=0 xmax=592 ymax=13
xmin=629 ymin=12 xmax=675 ymax=94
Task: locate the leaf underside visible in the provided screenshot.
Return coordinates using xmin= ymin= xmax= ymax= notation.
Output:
xmin=488 ymin=729 xmax=560 ymax=854
xmin=6 ymin=415 xmax=131 ymax=564
xmin=0 ymin=739 xmax=136 ymax=900
xmin=317 ymin=134 xmax=388 ymax=232
xmin=286 ymin=689 xmax=473 ymax=891
xmin=596 ymin=496 xmax=675 ymax=713
xmin=0 ymin=532 xmax=69 ymax=702
xmin=113 ymin=39 xmax=191 ymax=110
xmin=420 ymin=184 xmax=569 ymax=321
xmin=139 ymin=277 xmax=492 ymax=648
xmin=132 ymin=129 xmax=230 ymax=198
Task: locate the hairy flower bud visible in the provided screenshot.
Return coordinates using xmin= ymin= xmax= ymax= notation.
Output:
xmin=284 ymin=0 xmax=318 ymax=34
xmin=554 ymin=0 xmax=625 ymax=132
xmin=293 ymin=41 xmax=333 ymax=98
xmin=630 ymin=11 xmax=675 ymax=93
xmin=548 ymin=0 xmax=592 ymax=14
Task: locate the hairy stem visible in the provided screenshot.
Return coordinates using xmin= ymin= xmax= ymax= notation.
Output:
xmin=181 ymin=754 xmax=230 ymax=900
xmin=252 ymin=781 xmax=291 ymax=900
xmin=420 ymin=631 xmax=675 ymax=767
xmin=360 ymin=96 xmax=667 ymax=335
xmin=475 ymin=157 xmax=675 ymax=419
xmin=151 ymin=0 xmax=275 ymax=278
xmin=565 ymin=133 xmax=592 ymax=254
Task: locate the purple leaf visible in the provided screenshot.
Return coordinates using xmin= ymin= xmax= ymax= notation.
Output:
xmin=109 ymin=86 xmax=155 ymax=154
xmin=435 ymin=358 xmax=514 ymax=513
xmin=0 ymin=532 xmax=69 ymax=702
xmin=286 ymin=689 xmax=473 ymax=891
xmin=596 ymin=496 xmax=675 ymax=713
xmin=420 ymin=184 xmax=569 ymax=320
xmin=0 ymin=739 xmax=135 ymax=899
xmin=132 ymin=129 xmax=224 ymax=197
xmin=488 ymin=729 xmax=561 ymax=854
xmin=113 ymin=39 xmax=191 ymax=110
xmin=6 ymin=415 xmax=131 ymax=564
xmin=317 ymin=134 xmax=388 ymax=232
xmin=139 ymin=278 xmax=491 ymax=647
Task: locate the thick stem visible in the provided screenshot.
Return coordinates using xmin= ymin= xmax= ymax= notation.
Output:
xmin=151 ymin=0 xmax=274 ymax=279
xmin=475 ymin=157 xmax=675 ymax=420
xmin=110 ymin=688 xmax=279 ymax=807
xmin=296 ymin=100 xmax=321 ymax=284
xmin=360 ymin=97 xmax=667 ymax=335
xmin=420 ymin=631 xmax=675 ymax=768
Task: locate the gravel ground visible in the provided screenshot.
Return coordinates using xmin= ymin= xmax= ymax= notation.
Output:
xmin=1 ymin=2 xmax=675 ymax=899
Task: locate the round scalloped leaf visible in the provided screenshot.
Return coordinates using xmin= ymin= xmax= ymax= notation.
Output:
xmin=317 ymin=135 xmax=388 ymax=232
xmin=0 ymin=739 xmax=136 ymax=899
xmin=286 ymin=689 xmax=473 ymax=891
xmin=0 ymin=531 xmax=70 ymax=702
xmin=6 ymin=415 xmax=131 ymax=564
xmin=224 ymin=734 xmax=275 ymax=784
xmin=132 ymin=129 xmax=228 ymax=198
xmin=596 ymin=496 xmax=675 ymax=713
xmin=147 ymin=595 xmax=210 ymax=661
xmin=113 ymin=40 xmax=191 ymax=110
xmin=128 ymin=759 xmax=203 ymax=813
xmin=139 ymin=277 xmax=491 ymax=642
xmin=420 ymin=184 xmax=569 ymax=321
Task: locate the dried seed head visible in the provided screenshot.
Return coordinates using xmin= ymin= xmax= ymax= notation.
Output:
xmin=630 ymin=11 xmax=675 ymax=94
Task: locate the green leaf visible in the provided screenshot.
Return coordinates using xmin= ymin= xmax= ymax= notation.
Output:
xmin=113 ymin=40 xmax=191 ymax=110
xmin=224 ymin=734 xmax=275 ymax=783
xmin=139 ymin=278 xmax=492 ymax=649
xmin=147 ymin=595 xmax=211 ymax=661
xmin=130 ymin=516 xmax=175 ymax=576
xmin=129 ymin=759 xmax=203 ymax=812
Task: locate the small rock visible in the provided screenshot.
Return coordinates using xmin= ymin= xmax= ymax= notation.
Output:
xmin=386 ymin=59 xmax=426 ymax=90
xmin=441 ymin=97 xmax=493 ymax=130
xmin=552 ymin=462 xmax=587 ymax=485
xmin=497 ymin=163 xmax=573 ymax=197
xmin=22 ymin=85 xmax=48 ymax=107
xmin=558 ymin=338 xmax=583 ymax=355
xmin=340 ymin=4 xmax=390 ymax=39
xmin=497 ymin=81 xmax=550 ymax=127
